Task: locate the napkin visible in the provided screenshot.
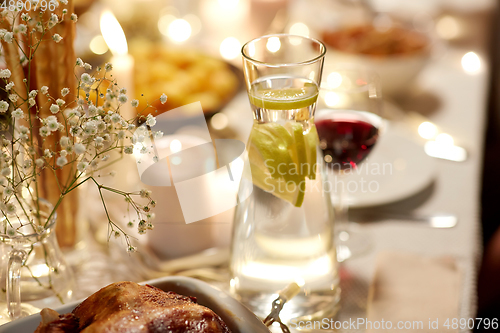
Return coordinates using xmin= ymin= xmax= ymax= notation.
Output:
xmin=367 ymin=251 xmax=461 ymax=333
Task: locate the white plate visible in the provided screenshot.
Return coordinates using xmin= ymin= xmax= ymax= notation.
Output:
xmin=0 ymin=276 xmax=270 ymax=333
xmin=329 ymin=124 xmax=436 ymax=208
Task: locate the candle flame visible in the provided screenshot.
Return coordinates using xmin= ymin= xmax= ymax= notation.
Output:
xmin=100 ymin=11 xmax=128 ymax=56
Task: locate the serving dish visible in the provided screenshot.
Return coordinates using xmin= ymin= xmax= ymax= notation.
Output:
xmin=0 ymin=276 xmax=270 ymax=333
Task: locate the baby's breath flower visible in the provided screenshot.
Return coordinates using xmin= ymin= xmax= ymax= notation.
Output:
xmin=74 ymin=143 xmax=85 ymax=155
xmin=41 ymin=86 xmax=49 ymax=95
xmin=11 ymin=108 xmax=23 ymax=119
xmin=39 ymin=126 xmax=50 ymax=137
xmin=0 ymin=101 xmax=8 ymax=113
xmin=118 ymin=94 xmax=128 ymax=104
xmin=124 ymin=146 xmax=134 ymax=154
xmin=0 ymin=69 xmax=11 ymax=78
xmin=44 ymin=149 xmax=52 ymax=158
xmin=35 ymin=158 xmax=44 ymax=168
xmin=88 ymin=105 xmax=97 ymax=117
xmin=5 ymin=82 xmax=14 ymax=90
xmin=76 ymin=58 xmax=84 ymax=67
xmin=101 ymin=154 xmax=110 ymax=161
xmin=84 ymin=63 xmax=92 ymax=70
xmin=60 ymin=150 xmax=67 ymax=157
xmin=52 ymin=34 xmax=63 ymax=43
xmin=80 ymin=73 xmax=93 ymax=85
xmin=104 ymin=63 xmax=113 ymax=72
xmin=77 ymin=161 xmax=88 ymax=172
xmin=8 ymin=94 xmax=17 ymax=102
xmin=95 ymin=136 xmax=104 ymax=144
xmin=154 ymin=131 xmax=164 ymax=139
xmin=29 ymin=98 xmax=36 ymax=106
xmin=119 ymin=88 xmax=127 ymax=94
xmin=77 ymin=98 xmax=85 ymax=106
xmin=47 ymin=121 xmax=59 ymax=132
xmin=61 ymin=87 xmax=70 ymax=97
xmin=110 ymin=113 xmax=121 ymax=123
xmin=60 ymin=136 xmax=70 ymax=147
xmin=50 ymin=104 xmax=60 ymax=114
xmin=3 ymin=32 xmax=13 ymax=43
xmin=50 ymin=13 xmax=58 ymax=23
xmin=146 ymin=114 xmax=156 ymax=127
xmin=128 ymin=124 xmax=136 ymax=131
xmin=160 ymin=93 xmax=167 ymax=104
xmin=70 ymin=13 xmax=77 ymax=22
xmin=17 ymin=24 xmax=27 ymax=34
xmin=131 ymin=99 xmax=139 ymax=107
xmin=21 ymin=13 xmax=30 ymax=21
xmin=56 ymin=156 xmax=67 ymax=167
xmin=56 ymin=99 xmax=65 ymax=107
xmin=29 ymin=90 xmax=37 ymax=98
xmin=60 ymin=0 xmax=68 ymax=5
xmin=127 ymin=245 xmax=137 ymax=253
xmin=19 ymin=126 xmax=28 ymax=134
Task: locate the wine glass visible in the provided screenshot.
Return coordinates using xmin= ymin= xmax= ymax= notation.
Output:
xmin=315 ymin=67 xmax=383 ymax=262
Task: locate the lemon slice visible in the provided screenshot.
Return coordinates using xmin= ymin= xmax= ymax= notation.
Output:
xmin=248 ymin=121 xmax=318 ymax=207
xmin=249 ymin=86 xmax=319 ymax=110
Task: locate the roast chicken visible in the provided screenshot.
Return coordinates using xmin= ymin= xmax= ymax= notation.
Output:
xmin=35 ymin=281 xmax=232 ymax=333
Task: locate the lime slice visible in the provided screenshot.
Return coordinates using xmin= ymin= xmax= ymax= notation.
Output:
xmin=249 ymin=86 xmax=318 ymax=110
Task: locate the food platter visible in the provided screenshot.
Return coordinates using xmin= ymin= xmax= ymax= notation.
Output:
xmin=0 ymin=277 xmax=270 ymax=333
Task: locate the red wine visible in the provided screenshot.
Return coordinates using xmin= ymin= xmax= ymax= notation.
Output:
xmin=315 ymin=111 xmax=380 ymax=170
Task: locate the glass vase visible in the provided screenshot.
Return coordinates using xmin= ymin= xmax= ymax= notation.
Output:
xmin=0 ymin=199 xmax=74 ymax=323
xmin=229 ymin=34 xmax=340 ymax=322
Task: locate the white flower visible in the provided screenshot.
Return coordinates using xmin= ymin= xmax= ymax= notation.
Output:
xmin=84 ymin=63 xmax=92 ymax=70
xmin=5 ymin=82 xmax=14 ymax=90
xmin=101 ymin=154 xmax=110 ymax=161
xmin=110 ymin=113 xmax=121 ymax=123
xmin=29 ymin=98 xmax=36 ymax=106
xmin=70 ymin=126 xmax=82 ymax=137
xmin=131 ymin=99 xmax=139 ymax=107
xmin=76 ymin=58 xmax=84 ymax=67
xmin=127 ymin=245 xmax=137 ymax=253
xmin=74 ymin=143 xmax=86 ymax=155
xmin=8 ymin=94 xmax=17 ymax=102
xmin=44 ymin=149 xmax=52 ymax=158
xmin=60 ymin=0 xmax=68 ymax=4
xmin=19 ymin=125 xmax=28 ymax=134
xmin=146 ymin=114 xmax=156 ymax=127
xmin=3 ymin=32 xmax=12 ymax=43
xmin=154 ymin=131 xmax=163 ymax=139
xmin=60 ymin=136 xmax=70 ymax=147
xmin=160 ymin=93 xmax=167 ymax=104
xmin=95 ymin=136 xmax=104 ymax=144
xmin=0 ymin=69 xmax=11 ymax=78
xmin=11 ymin=108 xmax=23 ymax=119
xmin=128 ymin=124 xmax=136 ymax=131
xmin=124 ymin=146 xmax=134 ymax=154
xmin=88 ymin=105 xmax=97 ymax=116
xmin=35 ymin=158 xmax=44 ymax=168
xmin=29 ymin=90 xmax=37 ymax=98
xmin=70 ymin=13 xmax=77 ymax=22
xmin=104 ymin=63 xmax=113 ymax=72
xmin=56 ymin=99 xmax=65 ymax=107
xmin=17 ymin=24 xmax=27 ymax=34
xmin=117 ymin=131 xmax=125 ymax=139
xmin=0 ymin=101 xmax=8 ymax=113
xmin=137 ymin=135 xmax=145 ymax=143
xmin=52 ymin=34 xmax=63 ymax=43
xmin=56 ymin=156 xmax=67 ymax=167
xmin=47 ymin=121 xmax=59 ymax=132
xmin=77 ymin=98 xmax=85 ymax=106
xmin=3 ymin=186 xmax=13 ymax=196
xmin=60 ymin=150 xmax=67 ymax=157
xmin=80 ymin=73 xmax=93 ymax=85
xmin=41 ymin=86 xmax=49 ymax=95
xmin=50 ymin=13 xmax=58 ymax=23
xmin=118 ymin=94 xmax=128 ymax=104
xmin=40 ymin=126 xmax=50 ymax=137
xmin=50 ymin=104 xmax=60 ymax=114
xmin=61 ymin=87 xmax=70 ymax=97
xmin=21 ymin=13 xmax=30 ymax=22
xmin=77 ymin=161 xmax=88 ymax=172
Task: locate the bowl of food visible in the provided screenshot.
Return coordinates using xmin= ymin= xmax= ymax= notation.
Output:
xmin=0 ymin=277 xmax=270 ymax=333
xmin=130 ymin=39 xmax=244 ymax=119
xmin=321 ymin=24 xmax=430 ymax=96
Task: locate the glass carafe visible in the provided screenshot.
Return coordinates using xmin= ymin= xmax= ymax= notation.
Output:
xmin=229 ymin=34 xmax=340 ymax=322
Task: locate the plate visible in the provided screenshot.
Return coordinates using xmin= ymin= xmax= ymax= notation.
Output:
xmin=329 ymin=124 xmax=436 ymax=208
xmin=0 ymin=276 xmax=270 ymax=333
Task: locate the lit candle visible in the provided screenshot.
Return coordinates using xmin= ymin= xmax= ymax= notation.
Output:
xmin=100 ymin=11 xmax=135 ymax=120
